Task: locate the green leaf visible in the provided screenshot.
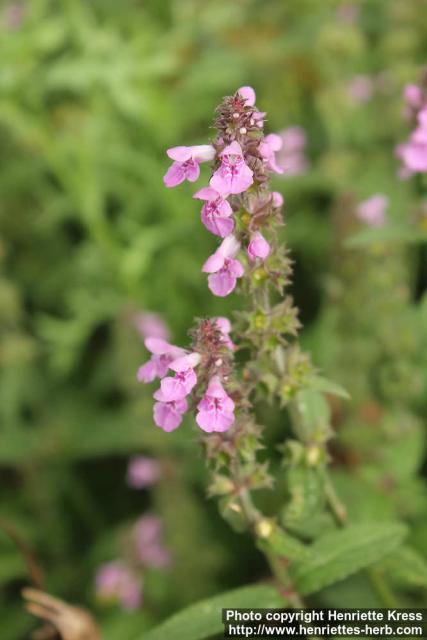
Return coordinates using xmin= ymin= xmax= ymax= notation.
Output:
xmin=380 ymin=546 xmax=427 ymax=589
xmin=292 ymin=522 xmax=407 ymax=595
xmin=138 ymin=584 xmax=284 ymax=640
xmin=308 ymin=376 xmax=351 ymax=400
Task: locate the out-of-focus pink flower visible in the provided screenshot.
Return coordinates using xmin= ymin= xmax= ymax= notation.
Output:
xmin=276 ymin=127 xmax=308 ymax=177
xmin=260 ymin=134 xmax=284 ymax=174
xmin=356 ymin=194 xmax=388 ymax=227
xmin=247 ymin=232 xmax=270 ymax=261
xmin=164 ymin=145 xmax=215 ymax=187
xmin=153 ymin=389 xmax=188 ymax=431
xmin=215 ymin=317 xmax=235 ymax=350
xmin=404 ymin=84 xmax=423 ymax=110
xmin=127 ymin=456 xmax=160 ymax=489
xmin=397 ymin=108 xmax=427 ymax=173
xmin=347 ymin=75 xmax=374 ymax=104
xmin=95 ymin=561 xmax=142 ymax=610
xmin=238 ymin=86 xmax=256 ymax=106
xmin=193 ymin=186 xmax=234 ymax=237
xmin=137 ymin=338 xmax=184 ymax=384
xmin=134 ymin=312 xmax=170 ymax=341
xmin=133 ymin=515 xmax=171 ymax=569
xmin=4 ymin=3 xmax=24 ymax=29
xmin=202 ymin=235 xmax=244 ymax=297
xmin=210 ymin=141 xmax=253 ymax=195
xmin=196 ymin=376 xmax=235 ymax=433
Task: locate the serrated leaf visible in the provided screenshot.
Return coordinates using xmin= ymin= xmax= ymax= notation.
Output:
xmin=138 ymin=584 xmax=285 ymax=640
xmin=292 ymin=522 xmax=407 ymax=595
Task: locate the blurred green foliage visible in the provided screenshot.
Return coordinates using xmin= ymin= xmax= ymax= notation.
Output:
xmin=1 ymin=0 xmax=427 ymax=638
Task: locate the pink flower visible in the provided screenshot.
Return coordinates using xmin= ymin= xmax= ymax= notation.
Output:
xmin=260 ymin=134 xmax=284 ymax=174
xmin=194 ymin=186 xmax=234 ymax=237
xmin=356 ymin=194 xmax=388 ymax=227
xmin=137 ymin=338 xmax=184 ymax=384
xmin=272 ymin=191 xmax=284 ymax=207
xmin=403 ymin=84 xmax=423 ymax=110
xmin=202 ymin=235 xmax=244 ymax=297
xmin=247 ymin=231 xmax=270 ymax=261
xmin=159 ymin=352 xmax=200 ymax=401
xmin=215 ymin=316 xmax=235 ymax=350
xmin=153 ymin=389 xmax=188 ymax=431
xmin=238 ymin=86 xmax=256 ymax=106
xmin=133 ymin=515 xmax=171 ymax=569
xmin=164 ymin=145 xmax=215 ymax=188
xmin=196 ymin=376 xmax=235 ymax=433
xmin=210 ymin=141 xmax=253 ymax=195
xmin=95 ymin=561 xmax=142 ymax=610
xmin=127 ymin=456 xmax=160 ymax=489
xmin=134 ymin=312 xmax=170 ymax=341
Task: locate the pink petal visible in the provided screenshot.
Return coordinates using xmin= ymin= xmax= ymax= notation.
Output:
xmin=208 ymin=271 xmax=237 ymax=297
xmin=228 ymin=258 xmax=245 ymax=277
xmin=202 ymin=213 xmax=234 ymax=238
xmin=238 ymin=86 xmax=256 ymax=106
xmin=272 ymin=191 xmax=284 ymax=207
xmin=145 ymin=337 xmax=172 ymax=355
xmin=209 ymin=171 xmax=232 ymax=196
xmin=193 ymin=186 xmax=220 ymax=201
xmin=163 ymin=162 xmax=186 ymax=187
xmin=191 ymin=145 xmax=216 ymax=162
xmin=247 ymin=232 xmax=270 ymax=261
xmin=153 ymin=401 xmax=184 ymax=432
xmin=220 ymin=140 xmax=244 ymax=158
xmin=137 ymin=360 xmax=157 ymax=383
xmin=265 ymin=133 xmax=283 ymax=152
xmin=215 ymin=317 xmax=231 ymax=334
xmin=202 ymin=251 xmax=225 ymax=273
xmin=186 ymin=161 xmax=201 ymax=182
xmin=167 ymin=146 xmax=192 ymax=161
xmin=196 ymin=409 xmax=234 ymax=433
xmin=218 ymin=234 xmax=240 ymax=258
xmin=231 ymin=164 xmax=254 ymax=193
xmin=170 ymin=352 xmax=201 ymax=372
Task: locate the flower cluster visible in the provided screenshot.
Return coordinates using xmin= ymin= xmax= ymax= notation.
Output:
xmin=137 ymin=318 xmax=235 ymax=432
xmin=396 ymin=79 xmax=427 ymax=176
xmin=138 ymin=87 xmax=288 ymax=436
xmin=95 ymin=514 xmax=170 ymax=610
xmin=163 ymin=86 xmax=286 ymax=298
